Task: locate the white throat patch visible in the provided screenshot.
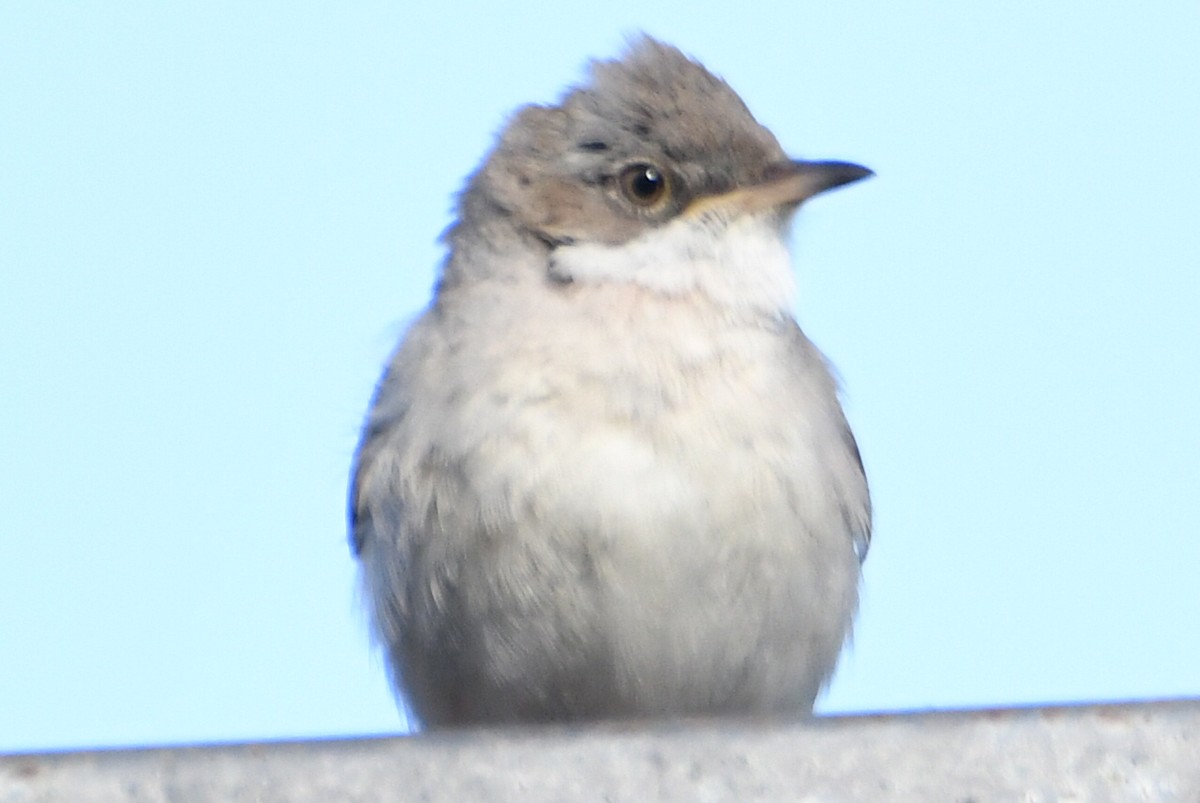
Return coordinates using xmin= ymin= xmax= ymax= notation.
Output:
xmin=549 ymin=211 xmax=797 ymax=316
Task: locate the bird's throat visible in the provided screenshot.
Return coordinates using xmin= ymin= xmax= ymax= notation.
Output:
xmin=547 ymin=212 xmax=797 ymax=318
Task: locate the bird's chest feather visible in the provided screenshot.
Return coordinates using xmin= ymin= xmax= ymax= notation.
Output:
xmin=421 ymin=280 xmax=839 ymax=550
xmin=421 ymin=209 xmax=810 ymax=491
xmin=403 ymin=283 xmax=862 ymax=691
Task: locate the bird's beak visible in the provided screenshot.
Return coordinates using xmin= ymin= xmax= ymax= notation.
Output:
xmin=685 ymin=159 xmax=873 ymax=218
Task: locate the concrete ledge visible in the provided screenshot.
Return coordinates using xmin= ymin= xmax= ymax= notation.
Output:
xmin=3 ymin=700 xmax=1198 ymax=801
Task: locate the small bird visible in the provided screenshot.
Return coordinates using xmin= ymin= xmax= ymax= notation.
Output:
xmin=350 ymin=36 xmax=872 ymax=729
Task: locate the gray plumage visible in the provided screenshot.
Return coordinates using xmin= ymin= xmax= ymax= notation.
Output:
xmin=350 ymin=37 xmax=872 ymax=728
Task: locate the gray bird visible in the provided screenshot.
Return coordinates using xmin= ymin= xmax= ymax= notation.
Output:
xmin=350 ymin=37 xmax=872 ymax=729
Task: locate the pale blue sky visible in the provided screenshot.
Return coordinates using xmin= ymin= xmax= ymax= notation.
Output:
xmin=2 ymin=2 xmax=1198 ymax=753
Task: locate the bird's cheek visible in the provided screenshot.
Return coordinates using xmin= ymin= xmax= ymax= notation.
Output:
xmin=517 ymin=178 xmax=645 ymax=246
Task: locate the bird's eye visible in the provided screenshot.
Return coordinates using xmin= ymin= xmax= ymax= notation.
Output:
xmin=618 ymin=163 xmax=670 ymax=208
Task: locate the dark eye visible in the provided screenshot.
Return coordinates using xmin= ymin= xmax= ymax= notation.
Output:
xmin=618 ymin=163 xmax=670 ymax=208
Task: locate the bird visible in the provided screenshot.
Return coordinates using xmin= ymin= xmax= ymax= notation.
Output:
xmin=349 ymin=36 xmax=873 ymax=729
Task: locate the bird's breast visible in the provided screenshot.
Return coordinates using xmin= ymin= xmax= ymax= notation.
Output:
xmin=372 ymin=279 xmax=865 ymax=715
xmin=427 ymin=280 xmax=853 ymax=555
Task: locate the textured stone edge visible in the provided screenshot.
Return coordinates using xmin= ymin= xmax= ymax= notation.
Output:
xmin=3 ymin=699 xmax=1199 ymax=802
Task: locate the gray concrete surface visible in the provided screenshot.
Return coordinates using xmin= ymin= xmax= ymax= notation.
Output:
xmin=3 ymin=700 xmax=1198 ymax=802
